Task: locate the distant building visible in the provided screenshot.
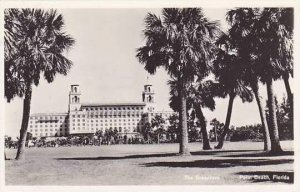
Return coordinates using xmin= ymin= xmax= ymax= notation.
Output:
xmin=28 ymin=84 xmax=175 ymax=138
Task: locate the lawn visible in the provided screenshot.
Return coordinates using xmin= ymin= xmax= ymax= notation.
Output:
xmin=5 ymin=141 xmax=294 ymax=185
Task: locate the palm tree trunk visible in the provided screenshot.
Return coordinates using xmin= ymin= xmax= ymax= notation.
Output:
xmin=195 ymin=106 xmax=211 ymax=150
xmin=215 ymin=90 xmax=235 ymax=149
xmin=266 ymin=77 xmax=283 ymax=154
xmin=179 ymin=89 xmax=190 ymax=155
xmin=283 ymin=72 xmax=293 ymax=104
xmin=251 ymin=81 xmax=271 ymax=151
xmin=15 ymin=83 xmax=32 ymax=160
xmin=283 ymin=72 xmax=293 ymax=122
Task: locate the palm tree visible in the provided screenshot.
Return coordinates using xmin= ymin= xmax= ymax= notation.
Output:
xmin=278 ymin=8 xmax=293 ymax=106
xmin=169 ymin=79 xmax=216 ymax=150
xmin=136 ymin=8 xmax=219 ymax=155
xmin=190 ymin=81 xmax=217 ymax=150
xmin=251 ymin=8 xmax=293 ymax=153
xmin=226 ymin=8 xmax=293 ymax=154
xmin=4 ymin=9 xmax=75 ymax=160
xmin=223 ymin=9 xmax=272 ymax=151
xmin=213 ymin=43 xmax=253 ymax=149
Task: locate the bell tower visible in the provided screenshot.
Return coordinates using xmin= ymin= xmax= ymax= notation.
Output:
xmin=69 ymin=84 xmax=81 ymax=112
xmin=142 ymin=84 xmax=155 ymax=112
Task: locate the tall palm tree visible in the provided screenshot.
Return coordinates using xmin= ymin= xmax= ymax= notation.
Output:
xmin=278 ymin=8 xmax=293 ymax=106
xmin=213 ymin=42 xmax=253 ymax=149
xmin=4 ymin=9 xmax=75 ymax=160
xmin=224 ymin=8 xmax=272 ymax=151
xmin=168 ymin=79 xmax=216 ymax=150
xmin=136 ymin=8 xmax=219 ymax=155
xmin=251 ymin=8 xmax=293 ymax=153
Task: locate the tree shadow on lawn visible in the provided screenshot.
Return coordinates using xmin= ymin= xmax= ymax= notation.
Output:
xmin=221 ymin=151 xmax=294 ymax=158
xmin=55 ymin=150 xmax=261 ymax=161
xmin=143 ymin=158 xmax=293 ymax=168
xmin=236 ymin=171 xmax=294 ymax=184
xmin=55 ymin=149 xmax=293 ymax=162
xmin=191 ymin=150 xmax=260 ymax=156
xmin=56 ymin=153 xmax=178 ymax=160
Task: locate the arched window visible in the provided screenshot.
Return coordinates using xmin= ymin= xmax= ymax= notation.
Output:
xmin=148 ymin=87 xmax=150 ymax=92
xmin=149 ymin=95 xmax=152 ymax=102
xmin=74 ymin=96 xmax=78 ymax=103
xmin=72 ymin=97 xmax=75 ymax=103
xmin=74 ymin=87 xmax=77 ymax=93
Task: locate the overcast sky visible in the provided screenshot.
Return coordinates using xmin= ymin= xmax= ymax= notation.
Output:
xmin=4 ymin=8 xmax=289 ymax=138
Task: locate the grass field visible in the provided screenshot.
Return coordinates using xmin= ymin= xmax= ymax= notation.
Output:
xmin=5 ymin=141 xmax=294 ymax=185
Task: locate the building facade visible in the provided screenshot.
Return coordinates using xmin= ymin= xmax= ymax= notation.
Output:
xmin=28 ymin=84 xmax=175 ymax=138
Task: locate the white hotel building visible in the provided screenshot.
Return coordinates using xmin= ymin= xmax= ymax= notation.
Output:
xmin=28 ymin=84 xmax=175 ymax=138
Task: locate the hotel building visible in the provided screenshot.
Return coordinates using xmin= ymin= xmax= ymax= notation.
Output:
xmin=28 ymin=84 xmax=175 ymax=138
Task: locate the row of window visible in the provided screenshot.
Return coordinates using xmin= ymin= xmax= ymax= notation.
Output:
xmin=71 ymin=113 xmax=142 ymax=118
xmin=72 ymin=122 xmax=143 ymax=126
xmin=30 ymin=128 xmax=68 ymax=132
xmin=30 ymin=124 xmax=67 ymax=128
xmin=71 ymin=127 xmax=139 ymax=132
xmin=30 ymin=116 xmax=67 ymax=120
xmin=30 ymin=121 xmax=67 ymax=124
xmin=33 ymin=133 xmax=66 ymax=137
xmin=83 ymin=106 xmax=144 ymax=111
xmin=71 ymin=118 xmax=142 ymax=122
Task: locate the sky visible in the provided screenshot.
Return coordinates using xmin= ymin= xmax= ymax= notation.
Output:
xmin=4 ymin=8 xmax=290 ymax=138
